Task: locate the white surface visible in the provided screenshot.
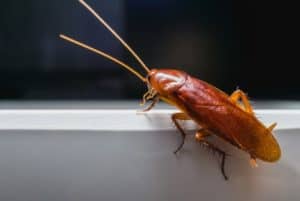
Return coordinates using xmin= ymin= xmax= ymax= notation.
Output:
xmin=0 ymin=129 xmax=299 ymax=201
xmin=1 ymin=103 xmax=300 ymax=201
xmin=1 ymin=109 xmax=300 ymax=131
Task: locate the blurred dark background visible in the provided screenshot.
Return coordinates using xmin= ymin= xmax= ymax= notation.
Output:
xmin=0 ymin=0 xmax=298 ymax=100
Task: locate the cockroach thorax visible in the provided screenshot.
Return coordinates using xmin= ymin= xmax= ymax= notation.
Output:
xmin=147 ymin=69 xmax=187 ymax=96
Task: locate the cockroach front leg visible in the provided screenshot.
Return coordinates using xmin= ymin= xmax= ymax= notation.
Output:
xmin=140 ymin=88 xmax=159 ymax=112
xmin=172 ymin=113 xmax=191 ymax=154
xmin=141 ymin=95 xmax=159 ymax=112
xmin=229 ymin=89 xmax=254 ymax=114
xmin=195 ymin=130 xmax=229 ymax=180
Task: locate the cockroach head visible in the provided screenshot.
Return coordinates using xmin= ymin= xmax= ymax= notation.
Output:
xmin=147 ymin=69 xmax=187 ymax=96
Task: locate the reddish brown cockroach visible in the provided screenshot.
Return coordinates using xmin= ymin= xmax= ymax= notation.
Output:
xmin=60 ymin=0 xmax=281 ymax=180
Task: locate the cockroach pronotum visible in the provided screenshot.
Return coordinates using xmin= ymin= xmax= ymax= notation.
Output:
xmin=60 ymin=0 xmax=281 ymax=180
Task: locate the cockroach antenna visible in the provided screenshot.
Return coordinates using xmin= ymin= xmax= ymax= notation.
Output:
xmin=78 ymin=0 xmax=150 ymax=73
xmin=59 ymin=34 xmax=146 ymax=82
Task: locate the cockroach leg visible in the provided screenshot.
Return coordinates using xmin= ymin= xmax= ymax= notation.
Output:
xmin=204 ymin=141 xmax=228 ymax=180
xmin=195 ymin=131 xmax=229 ymax=180
xmin=195 ymin=129 xmax=211 ymax=141
xmin=268 ymin=122 xmax=277 ymax=131
xmin=172 ymin=113 xmax=191 ymax=154
xmin=250 ymin=157 xmax=258 ymax=168
xmin=220 ymin=152 xmax=228 ymax=180
xmin=229 ymin=89 xmax=254 ymax=114
xmin=142 ymin=95 xmax=159 ymax=112
xmin=141 ymin=87 xmax=157 ymax=106
xmin=140 ymin=91 xmax=150 ymax=106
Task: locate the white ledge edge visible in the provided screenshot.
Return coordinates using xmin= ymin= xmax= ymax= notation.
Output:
xmin=0 ymin=109 xmax=300 ymax=131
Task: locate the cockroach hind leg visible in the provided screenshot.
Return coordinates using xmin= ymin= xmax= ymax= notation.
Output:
xmin=197 ymin=139 xmax=229 ymax=180
xmin=250 ymin=157 xmax=258 ymax=168
xmin=221 ymin=152 xmax=229 ymax=180
xmin=268 ymin=122 xmax=277 ymax=131
xmin=229 ymin=89 xmax=254 ymax=115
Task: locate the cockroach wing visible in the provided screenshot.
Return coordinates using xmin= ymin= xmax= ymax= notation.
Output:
xmin=173 ymin=76 xmax=281 ymax=162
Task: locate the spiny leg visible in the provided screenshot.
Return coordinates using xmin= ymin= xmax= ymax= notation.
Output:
xmin=140 ymin=91 xmax=151 ymax=106
xmin=172 ymin=113 xmax=191 ymax=154
xmin=230 ymin=90 xmax=277 ymax=132
xmin=141 ymin=96 xmax=159 ymax=112
xmin=140 ymin=88 xmax=156 ymax=106
xmin=200 ymin=141 xmax=228 ymax=180
xmin=195 ymin=130 xmax=229 ymax=180
xmin=229 ymin=89 xmax=254 ymax=114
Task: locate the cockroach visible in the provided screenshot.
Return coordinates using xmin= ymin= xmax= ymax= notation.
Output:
xmin=60 ymin=0 xmax=281 ymax=180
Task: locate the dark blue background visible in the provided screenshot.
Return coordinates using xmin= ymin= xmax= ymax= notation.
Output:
xmin=0 ymin=0 xmax=298 ymax=100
